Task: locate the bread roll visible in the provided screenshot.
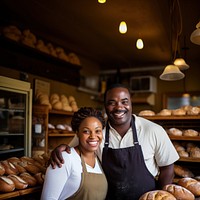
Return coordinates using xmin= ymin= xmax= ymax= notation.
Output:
xmin=183 ymin=129 xmax=199 ymax=137
xmin=178 ymin=177 xmax=200 ymax=196
xmin=19 ymin=161 xmax=41 ymax=174
xmin=178 ymin=150 xmax=189 ymax=157
xmin=138 ymin=110 xmax=155 ymax=117
xmin=168 ymin=128 xmax=182 ymax=136
xmin=0 ymin=176 xmax=15 ymax=192
xmin=157 ymin=109 xmax=172 ymax=116
xmin=172 ymin=108 xmax=186 ymax=116
xmin=139 ymin=190 xmax=176 ymax=200
xmin=163 ymin=184 xmax=195 ymax=200
xmin=174 ymin=165 xmax=194 ymax=178
xmin=190 ymin=147 xmax=200 ymax=158
xmin=7 ymin=174 xmax=28 ymax=189
xmin=187 ymin=106 xmax=200 ymax=115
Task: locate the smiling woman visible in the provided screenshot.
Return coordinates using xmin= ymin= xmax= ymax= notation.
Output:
xmin=41 ymin=107 xmax=108 ymax=200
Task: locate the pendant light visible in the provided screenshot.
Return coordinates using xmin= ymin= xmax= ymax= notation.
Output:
xmin=190 ymin=21 xmax=200 ymax=45
xmin=136 ymin=38 xmax=144 ymax=49
xmin=159 ymin=64 xmax=185 ymax=81
xmin=174 ymin=57 xmax=189 ymax=70
xmin=98 ymin=0 xmax=106 ymax=3
xmin=160 ymin=0 xmax=185 ymax=81
xmin=119 ymin=21 xmax=127 ymax=34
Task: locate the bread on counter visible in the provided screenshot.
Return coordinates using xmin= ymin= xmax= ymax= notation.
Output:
xmin=178 ymin=177 xmax=200 ymax=196
xmin=139 ymin=190 xmax=176 ymax=200
xmin=163 ymin=184 xmax=195 ymax=200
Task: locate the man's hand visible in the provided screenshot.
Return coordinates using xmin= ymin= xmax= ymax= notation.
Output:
xmin=49 ymin=144 xmax=71 ymax=169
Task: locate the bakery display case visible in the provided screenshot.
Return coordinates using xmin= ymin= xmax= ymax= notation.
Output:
xmin=0 ymin=76 xmax=32 ymax=160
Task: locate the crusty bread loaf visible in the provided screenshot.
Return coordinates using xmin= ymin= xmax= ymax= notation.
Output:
xmin=178 ymin=177 xmax=200 ymax=196
xmin=178 ymin=150 xmax=189 ymax=157
xmin=174 ymin=165 xmax=194 ymax=178
xmin=168 ymin=128 xmax=183 ymax=136
xmin=157 ymin=109 xmax=172 ymax=116
xmin=183 ymin=129 xmax=199 ymax=137
xmin=187 ymin=106 xmax=200 ymax=115
xmin=190 ymin=147 xmax=200 ymax=158
xmin=172 ymin=108 xmax=186 ymax=116
xmin=163 ymin=184 xmax=195 ymax=200
xmin=1 ymin=160 xmax=19 ymax=175
xmin=34 ymin=172 xmax=45 ymax=185
xmin=139 ymin=190 xmax=176 ymax=200
xmin=0 ymin=176 xmax=15 ymax=192
xmin=20 ymin=172 xmax=37 ymax=187
xmin=138 ymin=110 xmax=155 ymax=117
xmin=7 ymin=174 xmax=28 ymax=189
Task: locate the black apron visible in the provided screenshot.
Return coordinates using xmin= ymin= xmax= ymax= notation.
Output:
xmin=102 ymin=116 xmax=156 ymax=200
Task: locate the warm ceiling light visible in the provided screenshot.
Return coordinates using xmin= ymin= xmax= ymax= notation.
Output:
xmin=160 ymin=64 xmax=185 ymax=81
xmin=136 ymin=39 xmax=144 ymax=49
xmin=119 ymin=21 xmax=127 ymax=34
xmin=98 ymin=0 xmax=106 ymax=3
xmin=190 ymin=21 xmax=200 ymax=45
xmin=173 ymin=58 xmax=189 ymax=70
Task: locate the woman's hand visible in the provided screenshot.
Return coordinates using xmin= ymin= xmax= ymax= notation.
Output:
xmin=49 ymin=144 xmax=71 ymax=169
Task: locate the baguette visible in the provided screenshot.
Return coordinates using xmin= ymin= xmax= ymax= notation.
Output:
xmin=163 ymin=184 xmax=195 ymax=200
xmin=7 ymin=174 xmax=28 ymax=189
xmin=0 ymin=176 xmax=15 ymax=192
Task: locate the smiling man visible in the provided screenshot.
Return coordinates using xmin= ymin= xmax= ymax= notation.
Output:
xmin=50 ymin=83 xmax=179 ymax=200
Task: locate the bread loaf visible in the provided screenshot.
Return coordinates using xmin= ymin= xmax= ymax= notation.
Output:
xmin=157 ymin=109 xmax=172 ymax=116
xmin=139 ymin=190 xmax=176 ymax=200
xmin=174 ymin=165 xmax=194 ymax=178
xmin=7 ymin=174 xmax=28 ymax=189
xmin=183 ymin=129 xmax=199 ymax=137
xmin=0 ymin=162 xmax=5 ymax=175
xmin=138 ymin=110 xmax=155 ymax=117
xmin=0 ymin=176 xmax=15 ymax=192
xmin=172 ymin=108 xmax=186 ymax=116
xmin=1 ymin=160 xmax=19 ymax=175
xmin=20 ymin=172 xmax=37 ymax=187
xmin=163 ymin=184 xmax=195 ymax=200
xmin=178 ymin=177 xmax=200 ymax=196
xmin=168 ymin=128 xmax=183 ymax=136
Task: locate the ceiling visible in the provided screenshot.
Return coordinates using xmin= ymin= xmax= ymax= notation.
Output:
xmin=0 ymin=0 xmax=199 ymax=71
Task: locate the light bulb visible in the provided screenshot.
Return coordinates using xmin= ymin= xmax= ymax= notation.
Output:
xmin=136 ymin=39 xmax=144 ymax=49
xmin=98 ymin=0 xmax=106 ymax=3
xmin=119 ymin=21 xmax=127 ymax=34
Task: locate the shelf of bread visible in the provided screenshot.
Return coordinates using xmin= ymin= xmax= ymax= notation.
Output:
xmin=49 ymin=132 xmax=75 ymax=137
xmin=144 ymin=115 xmax=200 ymax=120
xmin=178 ymin=157 xmax=200 ymax=163
xmin=49 ymin=109 xmax=74 ymax=115
xmin=0 ymin=186 xmax=42 ymax=199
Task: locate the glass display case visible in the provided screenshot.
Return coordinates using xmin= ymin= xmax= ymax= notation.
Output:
xmin=0 ymin=76 xmax=32 ymax=160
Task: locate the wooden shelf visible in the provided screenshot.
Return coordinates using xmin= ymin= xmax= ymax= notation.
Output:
xmin=49 ymin=109 xmax=74 ymax=116
xmin=0 ymin=186 xmax=42 ymax=199
xmin=49 ymin=133 xmax=75 ymax=137
xmin=144 ymin=115 xmax=200 ymax=120
xmin=179 ymin=157 xmax=200 ymax=162
xmin=169 ymin=136 xmax=200 ymax=141
xmin=0 ymin=36 xmax=81 ymax=86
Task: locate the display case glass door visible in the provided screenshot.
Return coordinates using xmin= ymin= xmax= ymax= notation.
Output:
xmin=0 ymin=76 xmax=32 ymax=160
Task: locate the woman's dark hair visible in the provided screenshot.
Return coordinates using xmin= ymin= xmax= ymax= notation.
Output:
xmin=71 ymin=107 xmax=105 ymax=132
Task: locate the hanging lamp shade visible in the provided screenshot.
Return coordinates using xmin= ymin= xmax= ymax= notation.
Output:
xmin=173 ymin=58 xmax=189 ymax=70
xmin=160 ymin=64 xmax=185 ymax=81
xmin=190 ymin=21 xmax=200 ymax=45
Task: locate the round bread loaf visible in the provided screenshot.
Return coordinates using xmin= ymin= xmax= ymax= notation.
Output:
xmin=190 ymin=147 xmax=200 ymax=158
xmin=183 ymin=129 xmax=199 ymax=137
xmin=0 ymin=176 xmax=15 ymax=192
xmin=8 ymin=174 xmax=28 ymax=189
xmin=138 ymin=110 xmax=155 ymax=117
xmin=139 ymin=190 xmax=176 ymax=200
xmin=168 ymin=128 xmax=183 ymax=136
xmin=157 ymin=109 xmax=172 ymax=116
xmin=163 ymin=184 xmax=195 ymax=200
xmin=172 ymin=108 xmax=186 ymax=116
xmin=178 ymin=150 xmax=189 ymax=157
xmin=187 ymin=106 xmax=200 ymax=115
xmin=178 ymin=177 xmax=200 ymax=196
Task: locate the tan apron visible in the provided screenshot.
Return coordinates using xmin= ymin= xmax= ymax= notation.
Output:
xmin=67 ymin=154 xmax=108 ymax=200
